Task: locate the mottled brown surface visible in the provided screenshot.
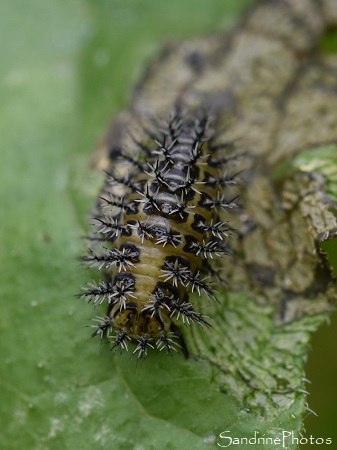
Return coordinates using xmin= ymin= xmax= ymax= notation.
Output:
xmin=96 ymin=0 xmax=337 ymax=327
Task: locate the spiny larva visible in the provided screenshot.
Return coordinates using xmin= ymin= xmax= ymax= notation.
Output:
xmin=79 ymin=108 xmax=240 ymax=359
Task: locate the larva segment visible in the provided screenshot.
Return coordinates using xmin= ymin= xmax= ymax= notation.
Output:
xmin=80 ymin=109 xmax=239 ymax=359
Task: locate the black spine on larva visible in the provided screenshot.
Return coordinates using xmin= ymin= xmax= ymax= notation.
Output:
xmin=80 ymin=108 xmax=239 ymax=359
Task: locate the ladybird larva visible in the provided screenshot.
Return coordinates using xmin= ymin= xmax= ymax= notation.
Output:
xmin=79 ymin=108 xmax=239 ymax=359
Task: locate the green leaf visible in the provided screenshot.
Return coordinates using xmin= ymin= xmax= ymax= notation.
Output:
xmin=293 ymin=144 xmax=337 ymax=200
xmin=1 ymin=1 xmax=336 ymax=450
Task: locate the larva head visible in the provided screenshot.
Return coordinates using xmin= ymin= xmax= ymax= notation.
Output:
xmin=112 ymin=308 xmax=171 ymax=341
